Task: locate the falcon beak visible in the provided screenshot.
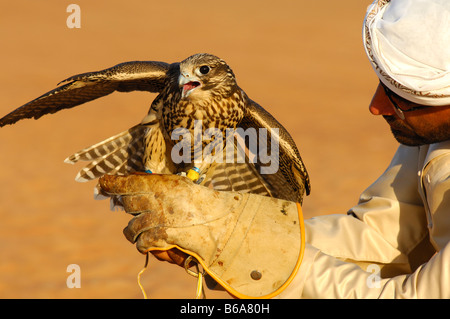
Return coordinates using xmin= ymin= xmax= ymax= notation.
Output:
xmin=179 ymin=73 xmax=202 ymax=98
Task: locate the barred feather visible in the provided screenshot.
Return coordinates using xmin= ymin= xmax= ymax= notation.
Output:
xmin=203 ymin=140 xmax=272 ymax=196
xmin=65 ymin=124 xmax=148 ymax=182
xmin=207 ymin=162 xmax=271 ymax=196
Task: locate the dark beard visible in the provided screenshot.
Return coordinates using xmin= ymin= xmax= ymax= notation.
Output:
xmin=383 ymin=115 xmax=450 ymax=146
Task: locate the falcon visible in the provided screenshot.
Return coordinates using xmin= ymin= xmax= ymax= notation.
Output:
xmin=0 ymin=53 xmax=310 ymax=203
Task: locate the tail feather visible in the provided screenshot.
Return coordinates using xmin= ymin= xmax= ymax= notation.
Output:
xmin=65 ymin=124 xmax=148 ymax=182
xmin=64 ymin=128 xmax=133 ymax=164
xmin=208 ymin=162 xmax=271 ymax=196
xmin=74 ymin=147 xmax=129 ymax=182
xmin=203 ymin=140 xmax=272 ymax=196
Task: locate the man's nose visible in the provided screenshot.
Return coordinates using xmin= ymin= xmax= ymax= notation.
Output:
xmin=369 ymin=83 xmax=397 ymax=116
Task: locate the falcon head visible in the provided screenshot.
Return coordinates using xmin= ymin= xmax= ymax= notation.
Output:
xmin=178 ymin=53 xmax=237 ymax=100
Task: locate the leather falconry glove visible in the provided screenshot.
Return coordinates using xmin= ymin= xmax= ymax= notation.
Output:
xmin=99 ymin=174 xmax=305 ymax=299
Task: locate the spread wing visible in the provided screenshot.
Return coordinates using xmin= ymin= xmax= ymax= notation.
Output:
xmin=0 ymin=61 xmax=170 ymax=127
xmin=206 ymin=98 xmax=310 ymax=204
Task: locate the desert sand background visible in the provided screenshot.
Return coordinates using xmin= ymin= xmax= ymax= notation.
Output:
xmin=0 ymin=1 xmax=399 ymax=298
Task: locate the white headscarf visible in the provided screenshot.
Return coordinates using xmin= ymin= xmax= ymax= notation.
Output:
xmin=363 ymin=0 xmax=450 ymax=106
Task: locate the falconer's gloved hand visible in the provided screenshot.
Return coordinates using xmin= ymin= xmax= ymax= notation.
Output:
xmin=99 ymin=174 xmax=305 ymax=299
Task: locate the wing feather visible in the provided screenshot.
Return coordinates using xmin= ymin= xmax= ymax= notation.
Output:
xmin=0 ymin=61 xmax=170 ymax=127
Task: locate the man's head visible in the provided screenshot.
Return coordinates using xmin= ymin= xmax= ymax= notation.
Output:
xmin=363 ymin=0 xmax=450 ymax=146
xmin=369 ymin=83 xmax=450 ymax=146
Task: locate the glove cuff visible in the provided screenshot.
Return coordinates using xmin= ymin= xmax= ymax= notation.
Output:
xmin=148 ymin=197 xmax=305 ymax=299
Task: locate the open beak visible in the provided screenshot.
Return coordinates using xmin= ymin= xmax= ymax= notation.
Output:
xmin=178 ymin=73 xmax=202 ymax=98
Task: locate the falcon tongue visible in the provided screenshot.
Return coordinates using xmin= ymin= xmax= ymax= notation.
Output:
xmin=183 ymin=81 xmax=201 ymax=96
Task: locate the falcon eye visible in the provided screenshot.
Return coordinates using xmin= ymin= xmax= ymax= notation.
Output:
xmin=199 ymin=65 xmax=210 ymax=75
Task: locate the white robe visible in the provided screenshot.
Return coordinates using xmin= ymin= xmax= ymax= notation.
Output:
xmin=279 ymin=141 xmax=450 ymax=298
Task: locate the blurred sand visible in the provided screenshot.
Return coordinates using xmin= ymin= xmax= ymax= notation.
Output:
xmin=0 ymin=0 xmax=399 ymax=298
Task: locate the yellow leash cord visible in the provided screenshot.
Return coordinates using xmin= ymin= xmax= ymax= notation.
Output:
xmin=137 ymin=253 xmax=205 ymax=299
xmin=184 ymin=256 xmax=206 ymax=299
xmin=137 ymin=252 xmax=149 ymax=299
